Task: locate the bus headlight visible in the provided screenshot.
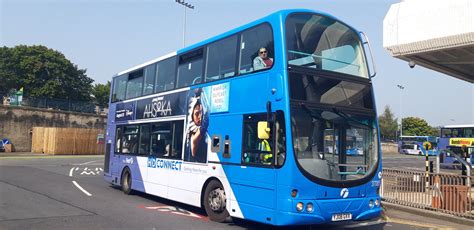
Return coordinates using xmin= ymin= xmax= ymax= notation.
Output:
xmin=296 ymin=202 xmax=304 ymax=212
xmin=369 ymin=200 xmax=374 ymax=209
xmin=306 ymin=203 xmax=314 ymax=213
xmin=375 ymin=199 xmax=380 ymax=207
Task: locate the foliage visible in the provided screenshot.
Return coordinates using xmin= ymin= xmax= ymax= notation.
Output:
xmin=92 ymin=81 xmax=110 ymax=107
xmin=402 ymin=117 xmax=434 ymax=136
xmin=378 ymin=105 xmax=398 ymax=140
xmin=0 ymin=45 xmax=93 ymax=101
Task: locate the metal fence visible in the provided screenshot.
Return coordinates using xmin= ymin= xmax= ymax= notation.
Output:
xmin=381 ymin=168 xmax=474 ymax=219
xmin=21 ymin=97 xmax=102 ymax=114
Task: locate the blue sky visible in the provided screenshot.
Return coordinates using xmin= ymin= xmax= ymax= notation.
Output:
xmin=1 ymin=0 xmax=473 ymax=126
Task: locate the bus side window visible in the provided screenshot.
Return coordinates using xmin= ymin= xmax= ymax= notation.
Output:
xmin=149 ymin=121 xmax=183 ymax=159
xmin=139 ymin=124 xmax=150 ymax=156
xmin=205 ymin=35 xmax=238 ymax=82
xmin=150 ymin=123 xmax=172 ymax=157
xmin=112 ymin=74 xmax=127 ymax=102
xmin=171 ymin=121 xmax=184 ymax=159
xmin=155 ymin=57 xmax=177 ymax=93
xmin=122 ymin=125 xmax=139 ymax=154
xmin=143 ymin=64 xmax=156 ymax=96
xmin=239 ymin=23 xmax=274 ymax=74
xmin=177 ymin=49 xmax=204 ymax=88
xmin=126 ymin=69 xmax=144 ymax=99
xmin=115 ymin=126 xmax=122 ymax=153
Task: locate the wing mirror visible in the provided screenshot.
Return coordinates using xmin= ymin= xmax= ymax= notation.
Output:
xmin=258 ymin=121 xmax=270 ymax=140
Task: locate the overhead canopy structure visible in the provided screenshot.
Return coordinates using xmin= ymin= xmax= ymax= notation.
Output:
xmin=383 ymin=0 xmax=474 ymax=83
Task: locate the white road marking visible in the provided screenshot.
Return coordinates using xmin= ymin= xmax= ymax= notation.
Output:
xmin=81 ymin=171 xmax=96 ymax=175
xmin=69 ymin=167 xmax=75 ymax=177
xmin=77 ymin=160 xmax=100 ymax=165
xmin=72 ymin=181 xmax=92 ymax=196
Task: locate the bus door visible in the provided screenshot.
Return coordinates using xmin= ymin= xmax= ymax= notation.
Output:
xmin=222 ymin=113 xmax=278 ymax=220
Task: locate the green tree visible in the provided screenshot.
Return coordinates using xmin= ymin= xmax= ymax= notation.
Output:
xmin=402 ymin=117 xmax=433 ymax=136
xmin=92 ymin=81 xmax=110 ymax=107
xmin=378 ymin=105 xmax=398 ymax=140
xmin=0 ymin=45 xmax=93 ymax=101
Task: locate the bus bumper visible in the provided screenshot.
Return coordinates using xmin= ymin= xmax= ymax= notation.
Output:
xmin=274 ymin=208 xmax=381 ymax=226
xmin=104 ymin=172 xmax=115 ymax=184
xmin=273 ymin=197 xmax=382 ymax=225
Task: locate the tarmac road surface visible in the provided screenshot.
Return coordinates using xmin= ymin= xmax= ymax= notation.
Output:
xmin=0 ymin=155 xmax=469 ymax=229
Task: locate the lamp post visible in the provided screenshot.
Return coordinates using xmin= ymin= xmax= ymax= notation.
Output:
xmin=397 ymin=84 xmax=405 ymax=138
xmin=175 ymin=0 xmax=195 ymax=48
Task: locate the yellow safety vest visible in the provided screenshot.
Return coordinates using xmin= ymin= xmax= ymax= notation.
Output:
xmin=261 ymin=140 xmax=272 ymax=164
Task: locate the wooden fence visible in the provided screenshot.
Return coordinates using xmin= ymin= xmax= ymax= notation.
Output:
xmin=32 ymin=127 xmax=104 ymax=155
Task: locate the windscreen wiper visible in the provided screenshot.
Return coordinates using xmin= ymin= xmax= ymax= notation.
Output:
xmin=331 ymin=107 xmax=370 ymax=128
xmin=301 ymin=104 xmax=323 ymax=120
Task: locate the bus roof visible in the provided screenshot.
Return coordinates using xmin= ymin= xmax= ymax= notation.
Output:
xmin=442 ymin=124 xmax=474 ymax=128
xmin=114 ymin=9 xmax=358 ymax=77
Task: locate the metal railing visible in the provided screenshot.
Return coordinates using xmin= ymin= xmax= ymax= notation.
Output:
xmin=381 ymin=168 xmax=474 ymax=219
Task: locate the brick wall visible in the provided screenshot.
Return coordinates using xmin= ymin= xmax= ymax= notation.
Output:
xmin=0 ymin=105 xmax=107 ymax=152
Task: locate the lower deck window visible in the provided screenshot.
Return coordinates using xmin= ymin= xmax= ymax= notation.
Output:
xmin=115 ymin=121 xmax=184 ymax=158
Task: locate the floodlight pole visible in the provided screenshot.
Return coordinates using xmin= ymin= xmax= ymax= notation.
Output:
xmin=397 ymin=84 xmax=405 ymax=138
xmin=175 ymin=0 xmax=195 ymax=48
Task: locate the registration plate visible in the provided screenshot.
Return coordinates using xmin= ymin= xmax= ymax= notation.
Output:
xmin=331 ymin=213 xmax=352 ymax=221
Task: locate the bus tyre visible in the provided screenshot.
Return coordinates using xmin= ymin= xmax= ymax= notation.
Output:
xmin=121 ymin=168 xmax=134 ymax=195
xmin=204 ymin=180 xmax=229 ymax=222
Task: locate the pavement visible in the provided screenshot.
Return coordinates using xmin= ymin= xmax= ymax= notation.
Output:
xmin=382 ymin=202 xmax=474 ymax=229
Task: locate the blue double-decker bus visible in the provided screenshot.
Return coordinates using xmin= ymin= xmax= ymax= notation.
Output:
xmin=104 ymin=9 xmax=381 ymax=226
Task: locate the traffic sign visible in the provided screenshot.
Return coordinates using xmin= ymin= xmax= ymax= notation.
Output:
xmin=423 ymin=141 xmax=432 ymax=150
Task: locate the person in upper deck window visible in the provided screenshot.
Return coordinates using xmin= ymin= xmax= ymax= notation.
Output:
xmin=253 ymin=47 xmax=273 ymax=71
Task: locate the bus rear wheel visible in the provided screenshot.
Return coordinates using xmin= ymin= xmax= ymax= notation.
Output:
xmin=204 ymin=180 xmax=229 ymax=222
xmin=121 ymin=168 xmax=134 ymax=195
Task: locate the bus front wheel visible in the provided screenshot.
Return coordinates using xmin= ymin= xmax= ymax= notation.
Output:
xmin=204 ymin=180 xmax=229 ymax=222
xmin=121 ymin=168 xmax=134 ymax=195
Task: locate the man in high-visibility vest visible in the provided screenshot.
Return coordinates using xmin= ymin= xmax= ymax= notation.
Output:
xmin=260 ymin=139 xmax=272 ymax=164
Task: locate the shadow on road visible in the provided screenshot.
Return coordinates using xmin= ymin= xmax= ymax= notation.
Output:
xmin=111 ymin=185 xmax=386 ymax=230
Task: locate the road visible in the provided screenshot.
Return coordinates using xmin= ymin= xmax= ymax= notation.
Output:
xmin=383 ymin=152 xmax=469 ymax=176
xmin=0 ymin=155 xmax=467 ymax=229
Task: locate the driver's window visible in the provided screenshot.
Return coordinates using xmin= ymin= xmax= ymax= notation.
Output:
xmin=242 ymin=113 xmax=274 ymax=166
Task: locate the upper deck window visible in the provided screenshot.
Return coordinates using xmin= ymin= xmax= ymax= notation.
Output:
xmin=239 ymin=24 xmax=274 ymax=74
xmin=126 ymin=69 xmax=144 ymax=99
xmin=286 ymin=13 xmax=369 ymax=78
xmin=177 ymin=49 xmax=204 ymax=88
xmin=155 ymin=57 xmax=177 ymax=93
xmin=143 ymin=64 xmax=156 ymax=96
xmin=112 ymin=74 xmax=127 ymax=102
xmin=205 ymin=35 xmax=238 ymax=82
